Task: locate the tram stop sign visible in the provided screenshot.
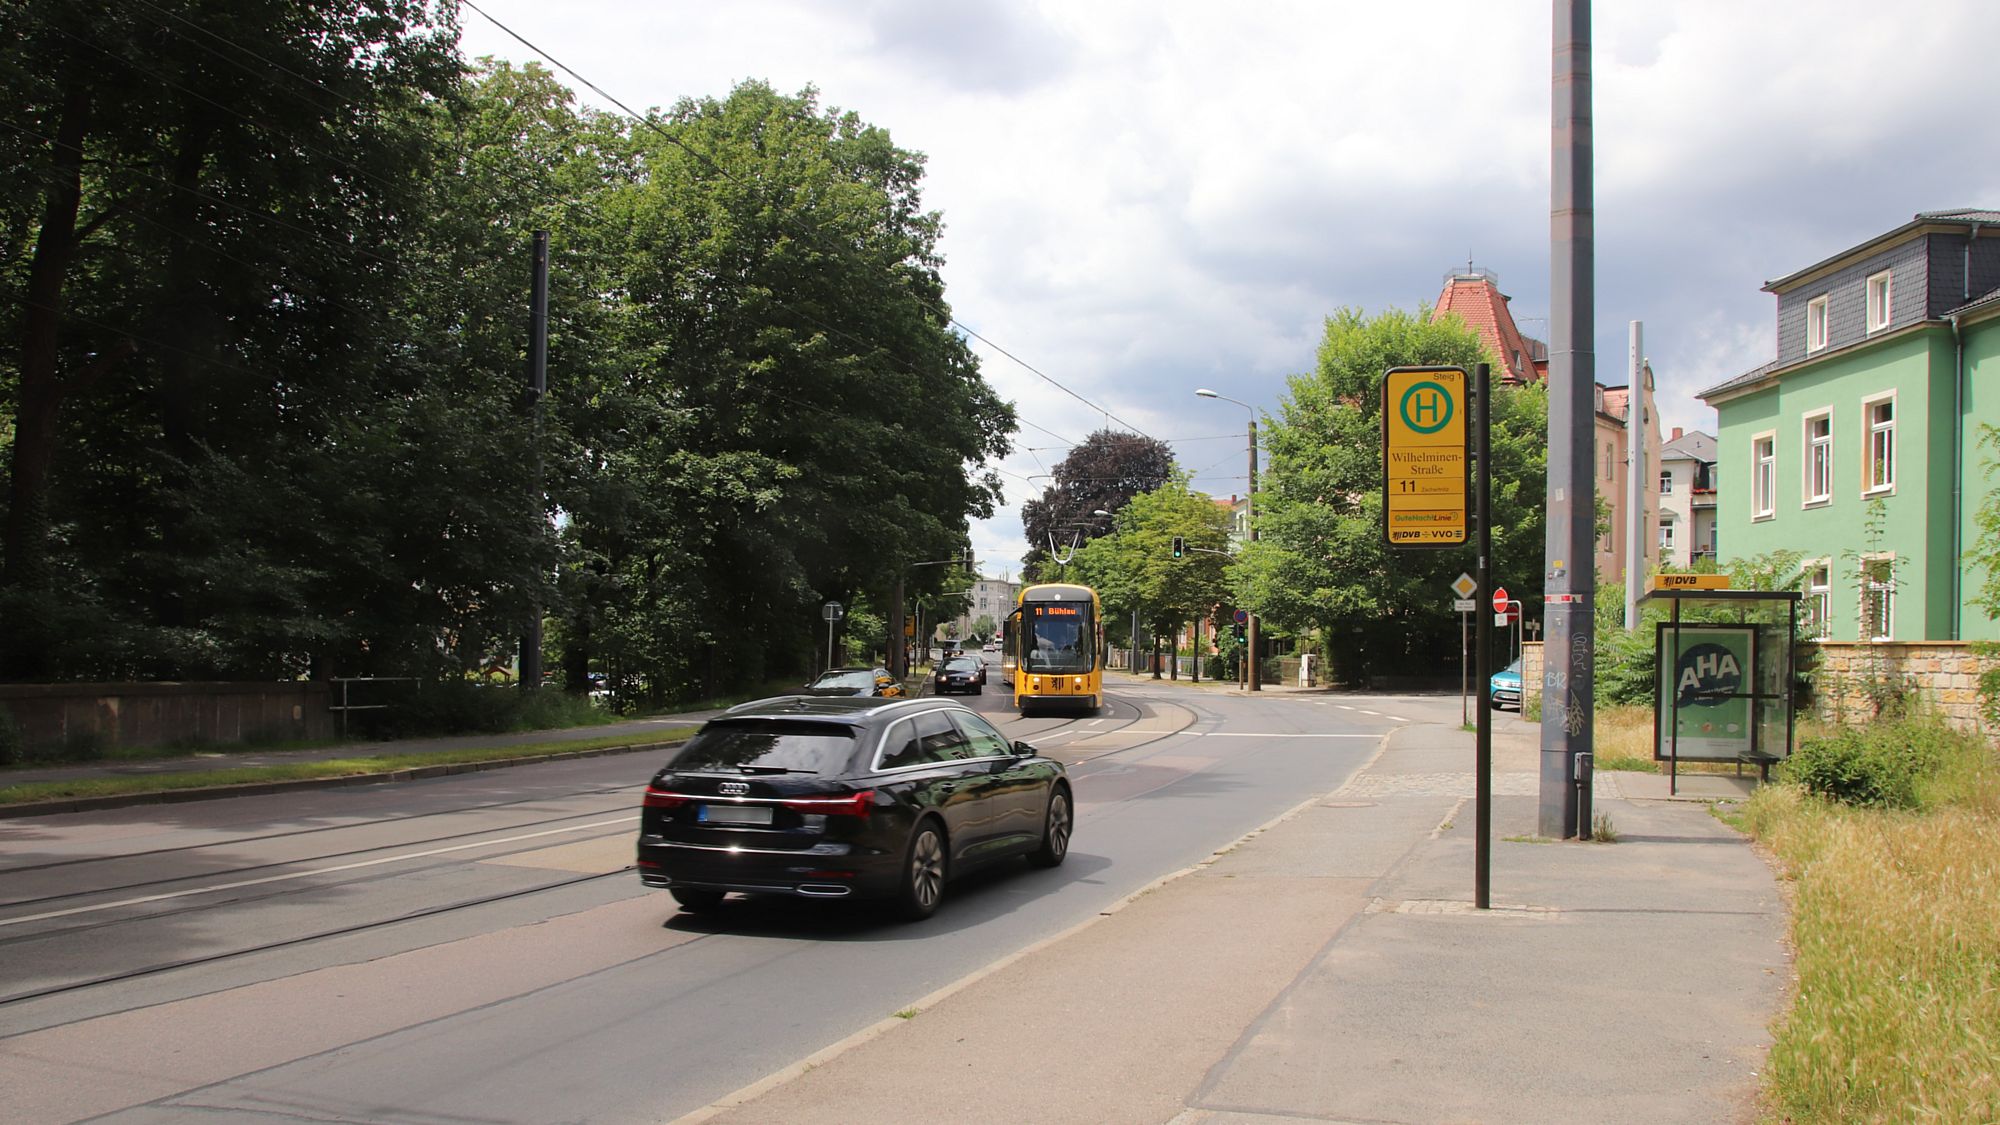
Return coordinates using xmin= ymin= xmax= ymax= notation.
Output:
xmin=822 ymin=601 xmax=843 ymax=622
xmin=1381 ymin=366 xmax=1469 ymax=548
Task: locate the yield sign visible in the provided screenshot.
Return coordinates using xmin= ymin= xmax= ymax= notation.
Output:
xmin=1450 ymin=572 xmax=1477 ymax=600
xmin=1491 ymin=586 xmax=1511 ymax=614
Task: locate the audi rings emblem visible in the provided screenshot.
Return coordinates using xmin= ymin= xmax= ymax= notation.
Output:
xmin=719 ymin=781 xmax=749 ymax=796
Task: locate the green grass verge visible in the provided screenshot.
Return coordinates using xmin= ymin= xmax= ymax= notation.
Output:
xmin=1741 ymin=714 xmax=1999 ymax=1123
xmin=0 ymin=728 xmax=697 ymax=807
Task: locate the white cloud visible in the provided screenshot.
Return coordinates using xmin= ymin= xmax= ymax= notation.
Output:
xmin=460 ymin=0 xmax=2000 ymax=576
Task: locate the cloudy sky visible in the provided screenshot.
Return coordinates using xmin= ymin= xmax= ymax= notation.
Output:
xmin=459 ymin=0 xmax=2000 ymax=578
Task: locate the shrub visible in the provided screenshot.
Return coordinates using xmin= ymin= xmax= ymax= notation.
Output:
xmin=1779 ymin=716 xmax=1976 ymax=810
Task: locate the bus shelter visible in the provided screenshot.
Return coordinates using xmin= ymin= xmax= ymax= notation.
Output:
xmin=1639 ymin=587 xmax=1802 ymax=796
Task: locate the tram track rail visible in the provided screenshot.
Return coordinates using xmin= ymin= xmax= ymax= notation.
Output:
xmin=0 ymin=867 xmax=631 ymax=1009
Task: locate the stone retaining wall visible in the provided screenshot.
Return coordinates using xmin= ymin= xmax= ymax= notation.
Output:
xmin=1810 ymin=641 xmax=1994 ymax=730
xmin=1517 ymin=638 xmax=1994 ymax=733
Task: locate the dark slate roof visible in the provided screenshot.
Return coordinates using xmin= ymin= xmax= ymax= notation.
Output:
xmin=1764 ymin=208 xmax=2000 ymax=292
xmin=1697 ymin=359 xmax=1781 ymax=403
xmin=1943 ymin=282 xmax=2000 ymax=319
xmin=1661 ymin=429 xmax=1717 ymax=462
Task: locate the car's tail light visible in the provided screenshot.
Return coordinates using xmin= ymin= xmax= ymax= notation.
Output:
xmin=642 ymin=787 xmax=689 ymax=810
xmin=777 ymin=790 xmax=876 ymax=817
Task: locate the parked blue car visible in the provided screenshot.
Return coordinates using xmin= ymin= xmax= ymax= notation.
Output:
xmin=1489 ymin=657 xmax=1523 ymax=710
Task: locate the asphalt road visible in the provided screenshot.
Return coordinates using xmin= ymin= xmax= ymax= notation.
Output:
xmin=0 ymin=669 xmax=1455 ymax=1125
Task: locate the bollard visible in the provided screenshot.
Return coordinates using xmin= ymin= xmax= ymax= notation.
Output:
xmin=1574 ymin=751 xmax=1594 ymax=839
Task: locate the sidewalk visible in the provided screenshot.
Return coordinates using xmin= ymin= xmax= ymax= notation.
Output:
xmin=684 ymin=719 xmax=1789 ymax=1125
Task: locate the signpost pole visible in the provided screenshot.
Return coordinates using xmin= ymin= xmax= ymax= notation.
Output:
xmin=1474 ymin=362 xmax=1493 ymax=911
xmin=1461 ymin=609 xmax=1469 ymax=727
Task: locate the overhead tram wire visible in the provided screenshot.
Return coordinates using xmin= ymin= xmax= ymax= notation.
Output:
xmin=102 ymin=2 xmax=614 ymax=233
xmin=79 ymin=2 xmax=1093 ymax=472
xmin=458 ymin=0 xmax=1159 ymax=445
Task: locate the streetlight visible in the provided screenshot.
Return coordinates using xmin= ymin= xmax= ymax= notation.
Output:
xmin=1195 ymin=389 xmax=1261 ymax=692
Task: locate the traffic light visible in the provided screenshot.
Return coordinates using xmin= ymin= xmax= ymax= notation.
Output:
xmin=1172 ymin=535 xmax=1184 ymax=558
xmin=1232 ymin=622 xmax=1246 ymax=642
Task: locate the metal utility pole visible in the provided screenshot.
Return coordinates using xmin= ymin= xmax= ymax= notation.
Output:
xmin=1543 ymin=1 xmax=1595 ymax=838
xmin=520 ymin=231 xmax=549 ymax=694
xmin=1196 ymin=388 xmax=1262 ymax=690
xmin=1245 ymin=415 xmax=1260 ymax=690
xmin=1624 ymin=320 xmax=1645 ymax=629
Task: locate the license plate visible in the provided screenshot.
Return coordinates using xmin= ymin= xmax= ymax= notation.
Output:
xmin=700 ymin=803 xmax=773 ymax=826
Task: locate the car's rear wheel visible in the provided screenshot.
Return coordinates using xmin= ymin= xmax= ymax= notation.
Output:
xmin=669 ymin=887 xmax=726 ymax=912
xmin=1030 ymin=788 xmax=1071 ymax=868
xmin=897 ymin=821 xmax=947 ymax=921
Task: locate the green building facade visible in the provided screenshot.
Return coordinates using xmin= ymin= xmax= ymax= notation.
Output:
xmin=1700 ymin=210 xmax=2000 ymax=643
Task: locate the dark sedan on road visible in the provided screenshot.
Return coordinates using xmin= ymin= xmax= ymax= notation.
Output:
xmin=637 ymin=696 xmax=1072 ymax=920
xmin=931 ymin=654 xmax=986 ymax=695
xmin=802 ymin=666 xmax=904 ymax=697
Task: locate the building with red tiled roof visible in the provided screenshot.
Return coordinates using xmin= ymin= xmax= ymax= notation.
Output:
xmin=1431 ymin=266 xmax=1548 ymax=385
xmin=1430 ymin=265 xmax=1662 ymax=590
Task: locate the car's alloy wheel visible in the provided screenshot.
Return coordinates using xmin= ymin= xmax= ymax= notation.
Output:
xmin=899 ymin=822 xmax=947 ymax=920
xmin=1031 ymin=789 xmax=1071 ymax=868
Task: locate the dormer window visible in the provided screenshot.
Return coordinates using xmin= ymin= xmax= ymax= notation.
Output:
xmin=1866 ymin=271 xmax=1892 ymax=333
xmin=1806 ymin=295 xmax=1830 ymax=352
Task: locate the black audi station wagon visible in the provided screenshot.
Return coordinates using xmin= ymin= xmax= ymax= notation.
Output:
xmin=637 ymin=696 xmax=1072 ymax=920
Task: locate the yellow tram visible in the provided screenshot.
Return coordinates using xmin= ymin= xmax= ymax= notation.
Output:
xmin=1005 ymin=583 xmax=1104 ymax=715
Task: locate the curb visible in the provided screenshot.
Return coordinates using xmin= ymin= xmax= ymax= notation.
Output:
xmin=0 ymin=736 xmax=693 ymax=820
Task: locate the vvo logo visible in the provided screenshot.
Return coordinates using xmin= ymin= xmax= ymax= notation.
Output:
xmin=1675 ymin=642 xmax=1742 ymax=706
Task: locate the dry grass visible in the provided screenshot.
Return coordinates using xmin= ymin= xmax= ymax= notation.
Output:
xmin=1743 ymin=723 xmax=2000 ymax=1123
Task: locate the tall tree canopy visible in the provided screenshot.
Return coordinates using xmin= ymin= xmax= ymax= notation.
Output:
xmin=0 ymin=7 xmax=1016 ymax=701
xmin=1234 ymin=307 xmax=1547 ymax=683
xmin=1020 ymin=429 xmax=1173 ymax=578
xmin=1071 ymin=474 xmax=1233 ymax=642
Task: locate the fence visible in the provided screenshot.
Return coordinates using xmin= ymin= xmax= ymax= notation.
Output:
xmin=0 ymin=681 xmax=334 ymax=752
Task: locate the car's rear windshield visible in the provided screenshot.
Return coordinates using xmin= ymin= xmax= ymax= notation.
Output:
xmin=671 ymin=720 xmax=858 ymax=775
xmin=814 ymin=671 xmax=875 ymax=689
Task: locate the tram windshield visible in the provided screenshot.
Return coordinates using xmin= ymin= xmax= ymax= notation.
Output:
xmin=1023 ymin=602 xmax=1094 ymax=673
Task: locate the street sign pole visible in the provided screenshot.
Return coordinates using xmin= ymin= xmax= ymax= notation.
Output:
xmin=1474 ymin=362 xmax=1493 ymax=911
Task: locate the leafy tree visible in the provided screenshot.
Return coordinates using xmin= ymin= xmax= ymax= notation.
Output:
xmin=1234 ymin=307 xmax=1547 ymax=684
xmin=1020 ymin=429 xmax=1173 ymax=578
xmin=0 ymin=0 xmax=461 ymax=679
xmin=1071 ymin=475 xmax=1232 ymax=651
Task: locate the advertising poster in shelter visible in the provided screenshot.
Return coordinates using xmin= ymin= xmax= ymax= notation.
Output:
xmin=1656 ymin=625 xmax=1756 ymax=760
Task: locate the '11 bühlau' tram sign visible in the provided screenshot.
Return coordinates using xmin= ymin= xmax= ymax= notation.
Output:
xmin=1381 ymin=366 xmax=1469 ymax=547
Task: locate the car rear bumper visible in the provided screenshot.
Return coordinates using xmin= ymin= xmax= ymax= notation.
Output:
xmin=637 ymin=837 xmax=902 ymax=899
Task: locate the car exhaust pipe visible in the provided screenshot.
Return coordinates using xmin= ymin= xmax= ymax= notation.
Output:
xmin=796 ymin=884 xmax=853 ymax=898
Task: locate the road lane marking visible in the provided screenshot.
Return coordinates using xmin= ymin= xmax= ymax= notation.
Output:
xmin=0 ymin=816 xmax=639 ymax=927
xmin=1183 ymin=732 xmax=1377 ymax=739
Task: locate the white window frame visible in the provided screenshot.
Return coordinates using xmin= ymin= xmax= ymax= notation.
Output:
xmin=1751 ymin=431 xmax=1777 ymax=519
xmin=1861 ymin=554 xmax=1895 ymax=641
xmin=1803 ymin=408 xmax=1833 ymax=506
xmin=1659 ymin=519 xmax=1677 ymax=554
xmin=1806 ymin=294 xmax=1830 ymax=352
xmin=1866 ymin=270 xmax=1893 ymax=333
xmin=1659 ymin=469 xmax=1673 ymax=495
xmin=1804 ymin=559 xmax=1832 ymax=640
xmin=1862 ymin=391 xmax=1896 ymax=494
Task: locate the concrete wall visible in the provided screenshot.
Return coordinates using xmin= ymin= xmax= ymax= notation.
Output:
xmin=0 ymin=682 xmax=334 ymax=752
